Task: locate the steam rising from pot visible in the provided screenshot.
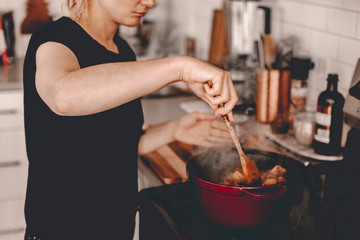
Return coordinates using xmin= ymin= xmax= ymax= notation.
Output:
xmin=193 ymin=147 xmax=241 ymax=184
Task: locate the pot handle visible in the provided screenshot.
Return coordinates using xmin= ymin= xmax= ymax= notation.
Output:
xmin=240 ymin=185 xmax=287 ymax=201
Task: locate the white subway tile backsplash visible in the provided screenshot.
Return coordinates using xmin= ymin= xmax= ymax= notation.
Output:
xmin=301 ymin=4 xmax=328 ymax=30
xmin=343 ymin=0 xmax=360 ymax=12
xmin=147 ymin=8 xmax=167 ymax=22
xmin=170 ymin=0 xmax=190 ymax=16
xmin=356 ymin=14 xmax=360 ymax=39
xmin=196 ymin=0 xmax=223 ymax=9
xmin=187 ymin=0 xmax=217 ymax=22
xmin=47 ymin=0 xmax=68 ymax=18
xmin=278 ymin=0 xmax=303 ymax=24
xmin=193 ymin=22 xmax=212 ymax=60
xmin=302 ymin=0 xmax=342 ymax=8
xmin=338 ymin=37 xmax=360 ymax=65
xmin=328 ymin=60 xmax=355 ymax=92
xmin=327 ymin=9 xmax=357 ymax=37
xmin=172 ymin=12 xmax=191 ymax=33
xmin=282 ymin=23 xmax=313 ymax=51
xmin=306 ymin=70 xmax=324 ymax=109
xmin=271 ymin=19 xmax=284 ymax=43
xmin=311 ymin=31 xmax=339 ymax=59
xmin=1 ymin=0 xmax=22 ymax=10
xmin=270 ymin=2 xmax=284 ymax=22
xmin=0 ymin=0 xmax=11 ymax=10
xmin=313 ymin=57 xmax=329 ymax=78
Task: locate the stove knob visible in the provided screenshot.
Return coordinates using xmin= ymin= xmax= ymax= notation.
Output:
xmin=349 ymin=80 xmax=360 ymax=100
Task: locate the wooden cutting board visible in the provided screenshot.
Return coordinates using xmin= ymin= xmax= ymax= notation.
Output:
xmin=140 ymin=141 xmax=194 ymax=184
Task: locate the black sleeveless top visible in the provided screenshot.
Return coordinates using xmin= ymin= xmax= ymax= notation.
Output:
xmin=23 ymin=17 xmax=144 ymax=239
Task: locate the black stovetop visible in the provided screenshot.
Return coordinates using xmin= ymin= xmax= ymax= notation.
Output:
xmin=139 ymin=181 xmax=338 ymax=240
xmin=139 ymin=182 xmax=302 ymax=240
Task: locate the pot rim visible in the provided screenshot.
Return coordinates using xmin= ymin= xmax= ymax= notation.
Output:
xmin=188 ymin=169 xmax=290 ymax=191
xmin=186 ymin=148 xmax=292 ymax=195
xmin=188 ymin=171 xmax=290 ymax=201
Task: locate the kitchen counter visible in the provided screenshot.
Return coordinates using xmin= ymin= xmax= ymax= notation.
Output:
xmin=141 ymin=95 xmax=198 ymax=126
xmin=0 ymin=59 xmax=23 ymax=91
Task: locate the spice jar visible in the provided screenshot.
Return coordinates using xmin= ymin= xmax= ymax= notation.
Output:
xmin=294 ymin=111 xmax=315 ymax=145
xmin=288 ymin=57 xmax=314 ymax=128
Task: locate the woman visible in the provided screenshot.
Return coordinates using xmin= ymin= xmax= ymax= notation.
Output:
xmin=23 ymin=0 xmax=238 ymax=239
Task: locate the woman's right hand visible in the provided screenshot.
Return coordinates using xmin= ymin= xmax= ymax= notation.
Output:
xmin=178 ymin=56 xmax=238 ymax=121
xmin=173 ymin=112 xmax=233 ymax=148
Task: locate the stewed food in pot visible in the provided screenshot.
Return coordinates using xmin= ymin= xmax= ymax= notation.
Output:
xmin=222 ymin=164 xmax=287 ymax=186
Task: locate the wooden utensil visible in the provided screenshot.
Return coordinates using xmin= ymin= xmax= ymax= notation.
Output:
xmin=259 ymin=7 xmax=275 ymax=69
xmin=222 ymin=115 xmax=260 ymax=184
xmin=210 ymin=80 xmax=259 ymax=184
xmin=262 ymin=36 xmax=275 ymax=69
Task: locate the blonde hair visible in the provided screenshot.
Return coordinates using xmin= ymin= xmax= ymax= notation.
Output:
xmin=66 ymin=0 xmax=88 ymax=20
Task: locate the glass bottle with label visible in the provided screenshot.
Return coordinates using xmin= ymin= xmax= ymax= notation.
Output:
xmin=313 ymin=74 xmax=345 ymax=156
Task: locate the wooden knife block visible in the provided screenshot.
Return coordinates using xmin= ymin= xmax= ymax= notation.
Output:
xmin=21 ymin=0 xmax=52 ymax=34
xmin=255 ymin=69 xmax=291 ymax=123
xmin=208 ymin=8 xmax=229 ymax=69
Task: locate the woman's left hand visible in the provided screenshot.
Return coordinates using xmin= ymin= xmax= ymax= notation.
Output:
xmin=173 ymin=112 xmax=233 ymax=148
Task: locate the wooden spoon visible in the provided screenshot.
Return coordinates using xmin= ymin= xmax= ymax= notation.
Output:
xmin=222 ymin=115 xmax=260 ymax=185
xmin=208 ymin=80 xmax=260 ymax=184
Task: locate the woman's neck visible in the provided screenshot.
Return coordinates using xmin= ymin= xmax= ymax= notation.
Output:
xmin=75 ymin=12 xmax=119 ymax=53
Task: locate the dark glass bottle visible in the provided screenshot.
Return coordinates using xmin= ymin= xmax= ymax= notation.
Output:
xmin=313 ymin=74 xmax=345 ymax=156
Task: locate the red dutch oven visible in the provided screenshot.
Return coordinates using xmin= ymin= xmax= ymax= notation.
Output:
xmin=187 ymin=148 xmax=296 ymax=228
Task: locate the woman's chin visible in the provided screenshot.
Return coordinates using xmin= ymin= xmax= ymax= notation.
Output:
xmin=121 ymin=18 xmax=142 ymax=27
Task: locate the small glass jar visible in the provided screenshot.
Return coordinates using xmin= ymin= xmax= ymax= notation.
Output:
xmin=293 ymin=111 xmax=315 ymax=146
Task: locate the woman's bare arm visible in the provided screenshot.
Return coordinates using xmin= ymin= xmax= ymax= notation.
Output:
xmin=35 ymin=41 xmax=238 ymax=117
xmin=138 ymin=112 xmax=233 ymax=155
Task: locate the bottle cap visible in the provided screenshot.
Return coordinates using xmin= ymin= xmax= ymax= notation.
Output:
xmin=327 ymin=74 xmax=339 ymax=82
xmin=290 ymin=57 xmax=315 ymax=80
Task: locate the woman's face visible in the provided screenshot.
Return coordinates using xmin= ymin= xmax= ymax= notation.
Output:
xmin=96 ymin=0 xmax=156 ymax=27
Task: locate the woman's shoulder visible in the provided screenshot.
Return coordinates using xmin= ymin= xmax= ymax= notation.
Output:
xmin=31 ymin=17 xmax=80 ymax=45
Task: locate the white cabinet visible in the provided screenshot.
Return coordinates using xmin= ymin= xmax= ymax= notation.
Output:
xmin=0 ymin=91 xmax=24 ymax=130
xmin=0 ymin=90 xmax=27 ymax=238
xmin=0 ymin=200 xmax=26 ymax=234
